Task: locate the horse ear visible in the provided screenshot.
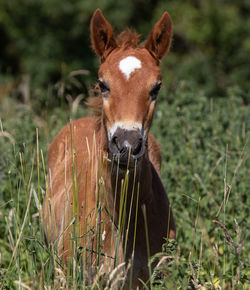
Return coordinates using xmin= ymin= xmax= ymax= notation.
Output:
xmin=144 ymin=12 xmax=173 ymax=61
xmin=91 ymin=9 xmax=117 ymax=61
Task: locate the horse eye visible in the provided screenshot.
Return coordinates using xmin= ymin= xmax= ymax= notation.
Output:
xmin=98 ymin=79 xmax=110 ymax=94
xmin=150 ymin=82 xmax=162 ymax=100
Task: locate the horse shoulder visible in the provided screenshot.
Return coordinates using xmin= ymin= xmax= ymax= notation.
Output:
xmin=44 ymin=117 xmax=100 ymax=245
xmin=48 ymin=118 xmax=98 ymax=167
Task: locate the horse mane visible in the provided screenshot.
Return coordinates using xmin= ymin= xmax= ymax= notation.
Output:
xmin=116 ymin=29 xmax=140 ymax=49
xmin=86 ymin=85 xmax=102 ymax=117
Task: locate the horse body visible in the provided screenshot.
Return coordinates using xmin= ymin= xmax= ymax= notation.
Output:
xmin=43 ymin=9 xmax=175 ymax=288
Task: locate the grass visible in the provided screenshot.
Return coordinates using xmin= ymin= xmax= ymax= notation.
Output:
xmin=0 ymin=79 xmax=249 ymax=289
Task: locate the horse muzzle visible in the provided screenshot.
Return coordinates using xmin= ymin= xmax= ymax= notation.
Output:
xmin=108 ymin=128 xmax=146 ymax=168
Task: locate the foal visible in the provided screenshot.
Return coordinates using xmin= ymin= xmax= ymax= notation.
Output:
xmin=43 ymin=9 xmax=175 ymax=288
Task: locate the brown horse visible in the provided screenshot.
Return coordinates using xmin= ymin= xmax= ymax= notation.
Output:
xmin=43 ymin=9 xmax=175 ymax=288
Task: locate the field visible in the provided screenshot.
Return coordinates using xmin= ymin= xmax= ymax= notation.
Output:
xmin=0 ymin=1 xmax=250 ymax=289
xmin=0 ymin=77 xmax=249 ymax=288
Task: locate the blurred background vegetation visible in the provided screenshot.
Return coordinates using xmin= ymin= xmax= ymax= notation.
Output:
xmin=0 ymin=0 xmax=249 ymax=288
xmin=1 ymin=0 xmax=250 ymax=102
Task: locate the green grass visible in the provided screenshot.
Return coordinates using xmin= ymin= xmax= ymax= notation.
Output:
xmin=0 ymin=80 xmax=249 ymax=289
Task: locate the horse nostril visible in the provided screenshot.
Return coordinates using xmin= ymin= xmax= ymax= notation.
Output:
xmin=132 ymin=138 xmax=142 ymax=156
xmin=111 ymin=135 xmax=119 ymax=151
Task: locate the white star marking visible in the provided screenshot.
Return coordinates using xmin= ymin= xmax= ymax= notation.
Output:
xmin=119 ymin=56 xmax=142 ymax=80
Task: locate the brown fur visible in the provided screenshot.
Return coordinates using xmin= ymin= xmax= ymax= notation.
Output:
xmin=43 ymin=9 xmax=175 ymax=289
xmin=86 ymin=94 xmax=103 ymax=118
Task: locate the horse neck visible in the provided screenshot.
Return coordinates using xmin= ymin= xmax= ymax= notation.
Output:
xmin=109 ymin=156 xmax=153 ymax=223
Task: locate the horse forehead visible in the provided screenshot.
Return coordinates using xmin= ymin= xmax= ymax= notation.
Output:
xmin=100 ymin=48 xmax=160 ymax=80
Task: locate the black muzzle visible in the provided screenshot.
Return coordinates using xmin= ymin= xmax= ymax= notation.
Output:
xmin=108 ymin=128 xmax=145 ymax=167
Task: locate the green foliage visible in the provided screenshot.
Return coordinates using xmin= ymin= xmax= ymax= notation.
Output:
xmin=161 ymin=0 xmax=250 ymax=96
xmin=0 ymin=82 xmax=249 ymax=288
xmin=151 ymin=83 xmax=249 ymax=287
